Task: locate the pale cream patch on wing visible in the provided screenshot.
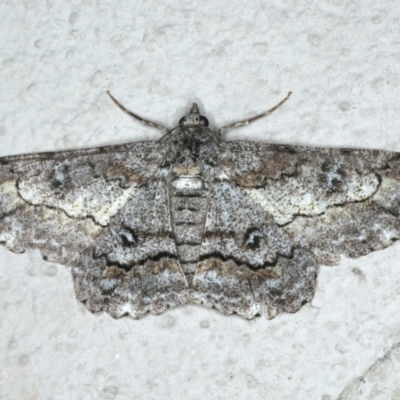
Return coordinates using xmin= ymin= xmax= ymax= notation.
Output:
xmin=244 ymin=187 xmax=301 ymax=225
xmin=0 ymin=181 xmax=25 ymax=212
xmin=373 ymin=177 xmax=400 ymax=207
xmin=346 ymin=174 xmax=378 ymax=201
xmin=18 ymin=180 xmax=138 ymax=226
xmin=245 ymin=173 xmax=379 ymax=226
xmin=0 ymin=181 xmax=19 ymax=195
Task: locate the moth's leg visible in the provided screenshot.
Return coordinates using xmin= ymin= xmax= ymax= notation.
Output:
xmin=107 ymin=91 xmax=169 ymax=133
xmin=217 ymin=91 xmax=292 ymax=137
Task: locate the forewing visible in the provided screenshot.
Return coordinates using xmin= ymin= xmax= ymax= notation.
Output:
xmin=0 ymin=142 xmax=159 ymax=265
xmin=224 ymin=142 xmax=400 ymax=265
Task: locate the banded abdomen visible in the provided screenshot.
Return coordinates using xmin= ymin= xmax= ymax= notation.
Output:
xmin=169 ymin=175 xmax=209 ymax=282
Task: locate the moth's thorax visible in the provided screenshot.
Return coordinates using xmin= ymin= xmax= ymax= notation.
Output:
xmin=159 ymin=126 xmax=221 ymax=166
xmin=164 ymin=126 xmax=219 ymax=144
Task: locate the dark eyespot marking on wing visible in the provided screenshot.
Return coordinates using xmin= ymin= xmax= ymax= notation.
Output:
xmin=244 ymin=228 xmax=263 ymax=249
xmin=119 ymin=227 xmax=137 ymax=247
xmin=321 ymin=162 xmax=346 ymax=192
xmin=51 ymin=164 xmax=70 ymax=190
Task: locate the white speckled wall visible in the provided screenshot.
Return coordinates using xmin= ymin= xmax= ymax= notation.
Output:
xmin=1 ymin=1 xmax=400 ymax=399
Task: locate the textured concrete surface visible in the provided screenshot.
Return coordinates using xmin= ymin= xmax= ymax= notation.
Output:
xmin=1 ymin=1 xmax=400 ymax=399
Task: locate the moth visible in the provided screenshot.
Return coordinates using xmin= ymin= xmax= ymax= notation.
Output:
xmin=1 ymin=91 xmax=399 ymax=319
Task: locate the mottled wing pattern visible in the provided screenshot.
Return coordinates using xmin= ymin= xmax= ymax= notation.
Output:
xmin=225 ymin=142 xmax=400 ymax=263
xmin=0 ymin=143 xmax=159 ymax=264
xmin=72 ymin=180 xmax=188 ymax=318
xmin=191 ymin=180 xmax=318 ymax=319
xmin=0 ymin=143 xmax=189 ymax=318
xmin=194 ymin=141 xmax=400 ymax=318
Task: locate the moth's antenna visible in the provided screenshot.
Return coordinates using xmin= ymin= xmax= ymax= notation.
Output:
xmin=107 ymin=91 xmax=169 ymax=134
xmin=217 ymin=92 xmax=292 ymax=137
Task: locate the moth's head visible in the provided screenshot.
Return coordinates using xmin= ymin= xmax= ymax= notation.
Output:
xmin=178 ymin=103 xmax=209 ymax=127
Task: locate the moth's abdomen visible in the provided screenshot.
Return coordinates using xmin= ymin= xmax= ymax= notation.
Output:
xmin=169 ymin=176 xmax=209 ymax=280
